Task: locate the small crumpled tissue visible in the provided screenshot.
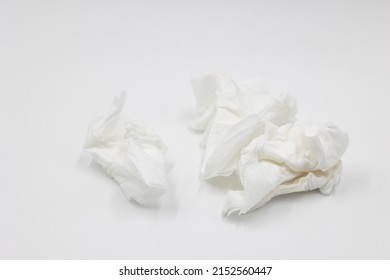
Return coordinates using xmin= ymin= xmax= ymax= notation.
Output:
xmin=190 ymin=73 xmax=349 ymax=215
xmin=84 ymin=92 xmax=169 ymax=205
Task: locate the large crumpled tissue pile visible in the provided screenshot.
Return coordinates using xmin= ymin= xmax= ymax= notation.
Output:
xmin=190 ymin=73 xmax=349 ymax=215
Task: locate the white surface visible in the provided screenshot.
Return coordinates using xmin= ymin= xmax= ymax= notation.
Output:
xmin=1 ymin=0 xmax=389 ymax=259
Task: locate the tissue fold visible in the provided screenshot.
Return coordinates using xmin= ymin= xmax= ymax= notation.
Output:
xmin=223 ymin=122 xmax=349 ymax=215
xmin=190 ymin=73 xmax=297 ymax=178
xmin=84 ymin=92 xmax=168 ymax=205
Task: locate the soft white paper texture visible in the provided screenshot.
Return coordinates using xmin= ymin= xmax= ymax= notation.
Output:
xmin=84 ymin=92 xmax=168 ymax=205
xmin=190 ymin=73 xmax=297 ymax=178
xmin=223 ymin=122 xmax=349 ymax=215
xmin=191 ymin=73 xmax=349 ymax=215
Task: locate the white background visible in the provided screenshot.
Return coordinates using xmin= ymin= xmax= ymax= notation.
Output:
xmin=1 ymin=0 xmax=389 ymax=259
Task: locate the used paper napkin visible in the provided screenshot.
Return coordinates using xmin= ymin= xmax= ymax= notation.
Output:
xmin=190 ymin=73 xmax=297 ymax=178
xmin=84 ymin=92 xmax=169 ymax=205
xmin=223 ymin=122 xmax=349 ymax=215
xmin=190 ymin=73 xmax=349 ymax=215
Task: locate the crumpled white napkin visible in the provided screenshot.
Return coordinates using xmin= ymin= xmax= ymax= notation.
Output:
xmin=190 ymin=73 xmax=349 ymax=215
xmin=190 ymin=73 xmax=297 ymax=178
xmin=84 ymin=92 xmax=168 ymax=205
xmin=223 ymin=122 xmax=349 ymax=215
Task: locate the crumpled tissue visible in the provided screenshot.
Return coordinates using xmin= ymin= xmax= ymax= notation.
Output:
xmin=84 ymin=92 xmax=168 ymax=205
xmin=223 ymin=122 xmax=348 ymax=215
xmin=190 ymin=73 xmax=297 ymax=179
xmin=191 ymin=73 xmax=349 ymax=215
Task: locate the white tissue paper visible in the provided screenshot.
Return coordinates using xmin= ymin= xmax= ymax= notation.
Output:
xmin=223 ymin=122 xmax=349 ymax=215
xmin=190 ymin=73 xmax=297 ymax=178
xmin=191 ymin=73 xmax=349 ymax=215
xmin=84 ymin=92 xmax=168 ymax=205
